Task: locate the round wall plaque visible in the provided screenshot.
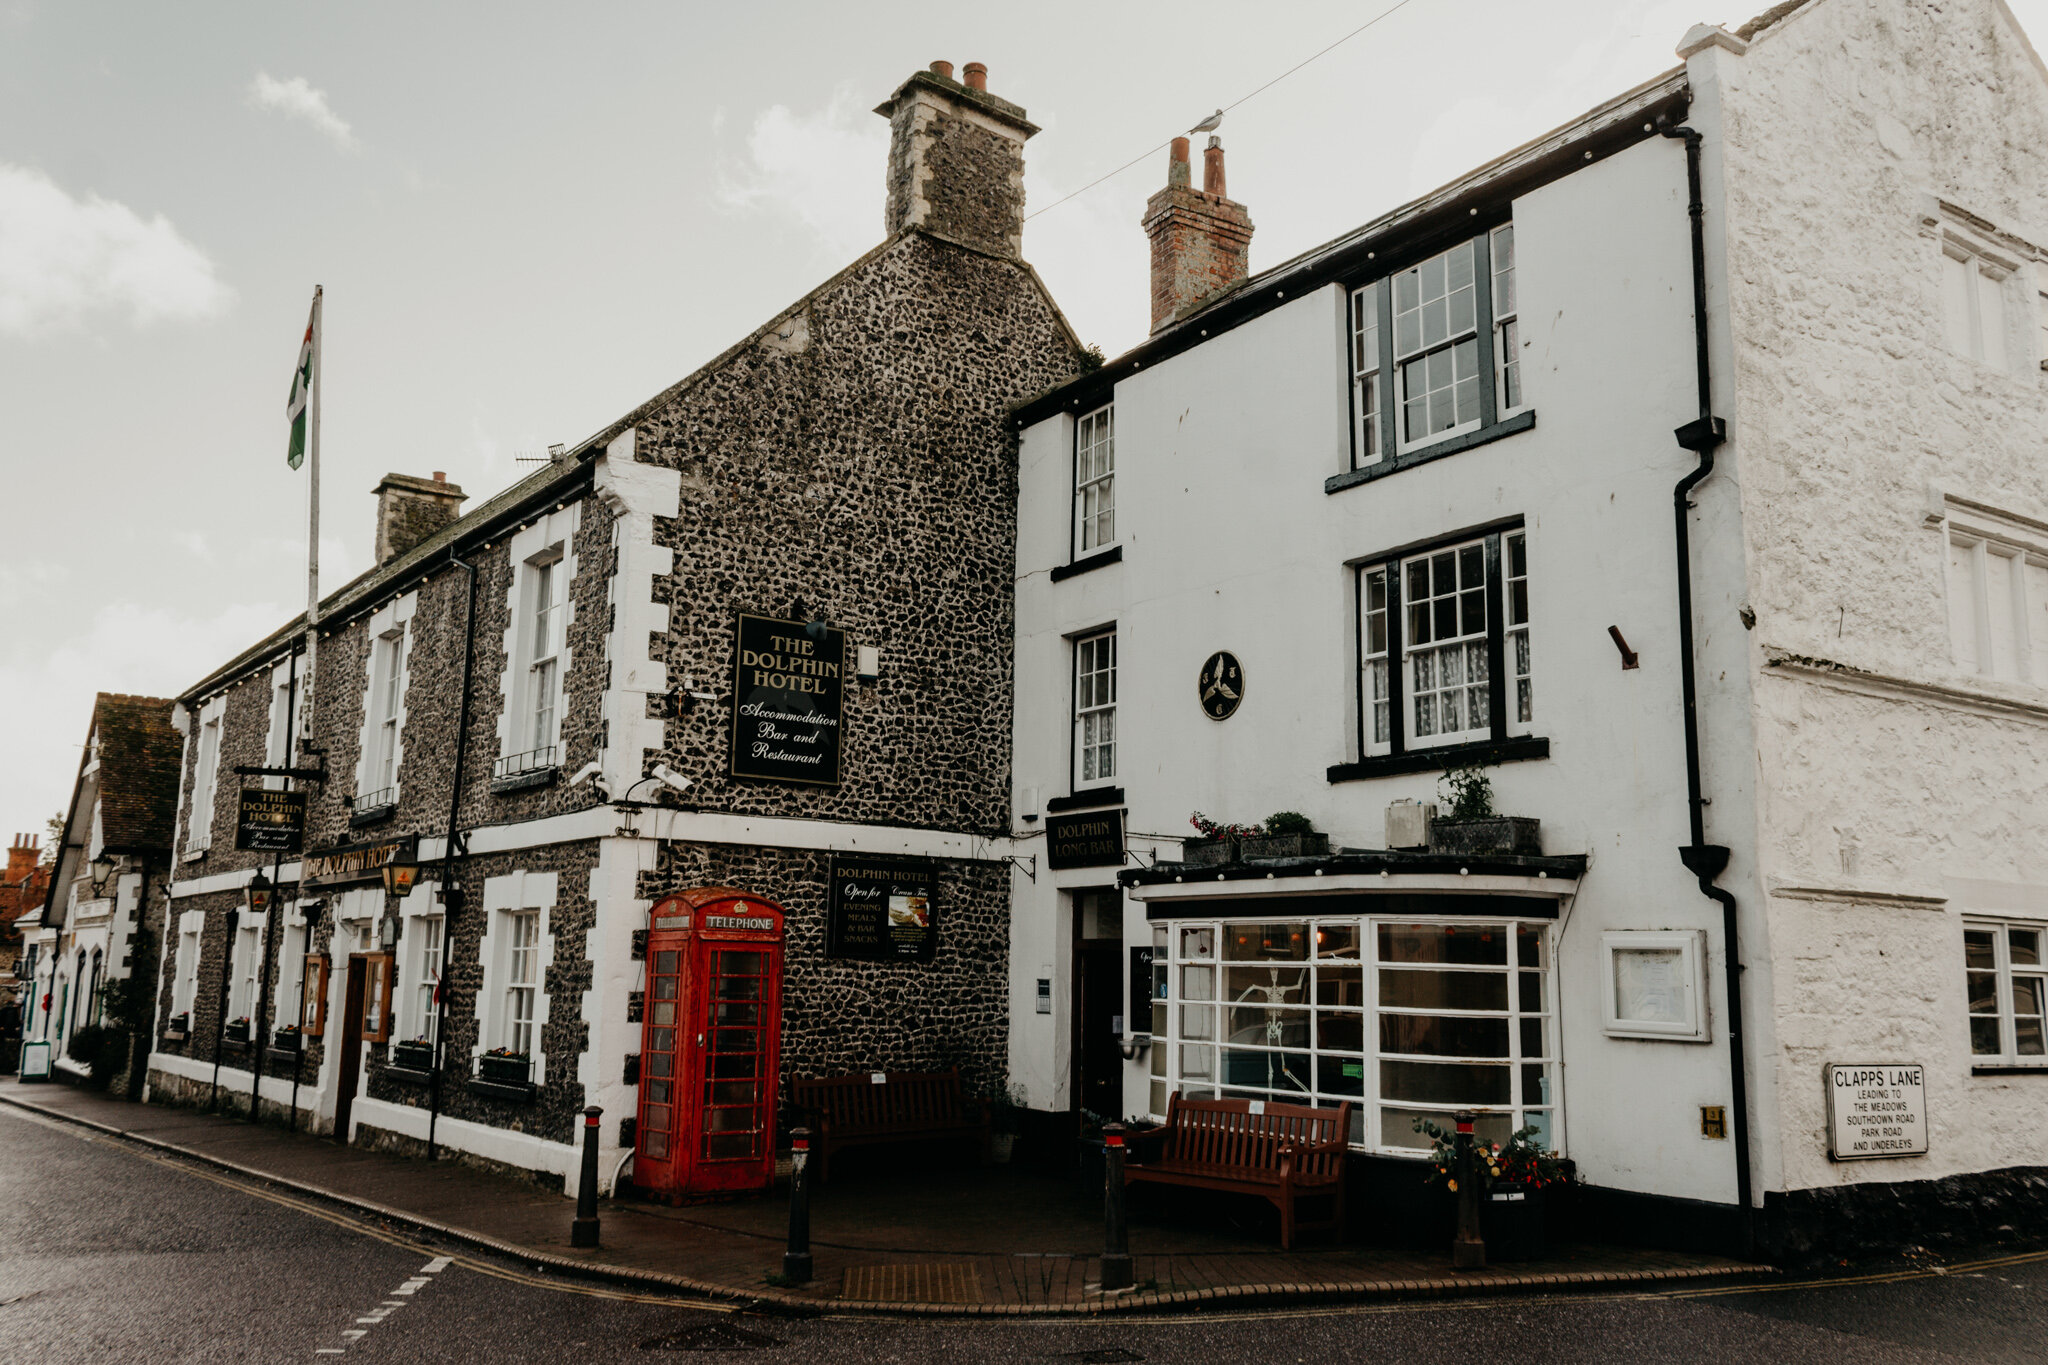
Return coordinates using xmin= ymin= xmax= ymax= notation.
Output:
xmin=1198 ymin=651 xmax=1245 ymax=721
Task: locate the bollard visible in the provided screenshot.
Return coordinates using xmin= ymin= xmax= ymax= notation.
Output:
xmin=784 ymin=1126 xmax=813 ymax=1284
xmin=1451 ymin=1110 xmax=1486 ymax=1269
xmin=1100 ymin=1122 xmax=1134 ymax=1292
xmin=571 ymin=1106 xmax=603 ymax=1248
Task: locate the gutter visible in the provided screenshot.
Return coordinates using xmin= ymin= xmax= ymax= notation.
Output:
xmin=1659 ymin=114 xmax=1753 ymax=1247
xmin=427 ymin=547 xmax=480 ymax=1162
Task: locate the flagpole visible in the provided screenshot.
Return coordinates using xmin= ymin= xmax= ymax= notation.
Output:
xmin=304 ymin=286 xmax=323 ymax=749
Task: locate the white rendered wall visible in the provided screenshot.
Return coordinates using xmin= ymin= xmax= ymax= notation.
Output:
xmin=1012 ymin=135 xmax=1755 ymax=1205
xmin=1698 ymin=0 xmax=2048 ymax=1196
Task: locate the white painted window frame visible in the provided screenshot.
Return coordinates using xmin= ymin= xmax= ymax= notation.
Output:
xmin=1964 ymin=917 xmax=2048 ymax=1066
xmin=1600 ymin=930 xmax=1709 ymax=1042
xmin=227 ymin=918 xmax=265 ymax=1025
xmin=353 ymin=592 xmax=417 ymax=811
xmin=1938 ymin=496 xmax=2048 ymax=687
xmin=399 ymin=884 xmax=444 ymax=1046
xmin=1491 ymin=223 xmax=1523 ymax=416
xmin=1391 ymin=238 xmax=1483 ymax=453
xmin=1074 ymin=404 xmax=1116 ymax=555
xmin=1073 ymin=628 xmax=1118 ymax=789
xmin=1940 ymin=233 xmax=2014 ymax=371
xmin=263 ymin=658 xmax=297 ymax=792
xmin=173 ymin=909 xmax=204 ymax=1017
xmin=496 ymin=505 xmax=580 ymax=777
xmin=475 ymin=870 xmax=556 ymax=1081
xmin=185 ymin=695 xmax=227 ymax=856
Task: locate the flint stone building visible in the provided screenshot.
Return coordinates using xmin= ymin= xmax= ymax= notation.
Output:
xmin=146 ymin=60 xmax=1080 ymax=1195
xmin=1007 ymin=0 xmax=2048 ymax=1259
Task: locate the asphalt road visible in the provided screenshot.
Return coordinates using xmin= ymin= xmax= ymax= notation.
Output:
xmin=2 ymin=1103 xmax=2044 ymax=1364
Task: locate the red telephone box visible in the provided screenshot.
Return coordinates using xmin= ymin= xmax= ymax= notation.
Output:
xmin=632 ymin=887 xmax=785 ymax=1201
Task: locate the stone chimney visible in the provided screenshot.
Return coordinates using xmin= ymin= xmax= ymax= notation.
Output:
xmin=874 ymin=60 xmax=1040 ymax=258
xmin=1142 ymin=135 xmax=1254 ymax=334
xmin=373 ymin=471 xmax=467 ymax=566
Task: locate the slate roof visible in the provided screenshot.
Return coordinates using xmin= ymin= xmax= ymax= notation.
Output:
xmin=88 ymin=693 xmax=181 ymax=854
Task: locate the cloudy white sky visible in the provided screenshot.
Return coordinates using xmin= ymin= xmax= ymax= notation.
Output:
xmin=4 ymin=0 xmax=2045 ymax=844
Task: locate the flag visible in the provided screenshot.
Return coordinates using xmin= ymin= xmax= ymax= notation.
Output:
xmin=286 ymin=294 xmax=317 ymax=469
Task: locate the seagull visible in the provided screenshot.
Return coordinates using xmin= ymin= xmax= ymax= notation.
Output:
xmin=1188 ymin=109 xmax=1224 ymax=134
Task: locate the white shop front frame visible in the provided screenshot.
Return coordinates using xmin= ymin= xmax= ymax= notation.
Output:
xmin=1127 ymin=869 xmax=1577 ymax=1158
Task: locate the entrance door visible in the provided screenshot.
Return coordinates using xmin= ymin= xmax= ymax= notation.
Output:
xmin=333 ymin=958 xmax=367 ymax=1142
xmin=694 ymin=939 xmax=774 ymax=1178
xmin=1073 ymin=888 xmax=1125 ymax=1120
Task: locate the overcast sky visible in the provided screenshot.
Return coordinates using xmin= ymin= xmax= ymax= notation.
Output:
xmin=5 ymin=0 xmax=2045 ymax=845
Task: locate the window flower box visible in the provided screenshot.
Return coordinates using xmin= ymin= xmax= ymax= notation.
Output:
xmin=1181 ymin=838 xmax=1237 ymax=867
xmin=393 ymin=1040 xmax=436 ymax=1071
xmin=1428 ymin=816 xmax=1540 ymax=857
xmin=478 ymin=1051 xmax=530 ymax=1085
xmin=272 ymin=1026 xmax=303 ymax=1052
xmin=1237 ymin=833 xmax=1331 ymax=860
xmin=165 ymin=1013 xmax=190 ymax=1041
xmin=222 ymin=1018 xmax=251 ymax=1044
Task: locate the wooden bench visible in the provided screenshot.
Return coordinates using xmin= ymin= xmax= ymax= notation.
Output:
xmin=791 ymin=1069 xmax=991 ymax=1183
xmin=1123 ymin=1093 xmax=1352 ymax=1249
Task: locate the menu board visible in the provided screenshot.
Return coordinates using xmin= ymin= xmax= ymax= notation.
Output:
xmin=827 ymin=854 xmax=937 ymax=963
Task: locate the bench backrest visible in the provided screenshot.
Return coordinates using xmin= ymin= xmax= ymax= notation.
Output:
xmin=792 ymin=1070 xmax=975 ymax=1134
xmin=1157 ymin=1093 xmax=1352 ymax=1178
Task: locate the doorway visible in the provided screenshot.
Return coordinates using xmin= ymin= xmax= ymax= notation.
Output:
xmin=1071 ymin=888 xmax=1124 ymax=1121
xmin=333 ymin=957 xmax=367 ymax=1142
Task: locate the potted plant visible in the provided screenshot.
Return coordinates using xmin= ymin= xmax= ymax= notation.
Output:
xmin=165 ymin=1012 xmax=190 ymax=1040
xmin=222 ymin=1016 xmax=251 ymax=1044
xmin=393 ymin=1037 xmax=436 ymax=1071
xmin=1239 ymin=811 xmax=1331 ymax=860
xmin=479 ymin=1047 xmax=530 ymax=1084
xmin=272 ymin=1023 xmax=303 ymax=1052
xmin=988 ymin=1084 xmax=1028 ymax=1164
xmin=1412 ymin=1117 xmax=1570 ymax=1262
xmin=1426 ymin=767 xmax=1540 ymax=856
xmin=1182 ymin=812 xmax=1262 ymax=865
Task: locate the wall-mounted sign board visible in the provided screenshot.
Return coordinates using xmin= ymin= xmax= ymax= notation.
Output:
xmin=827 ymin=853 xmax=937 ymax=963
xmin=1046 ymin=809 xmax=1126 ymax=870
xmin=729 ymin=614 xmax=845 ymax=786
xmin=235 ymin=788 xmax=307 ymax=853
xmin=1825 ymin=1062 xmax=1928 ymax=1160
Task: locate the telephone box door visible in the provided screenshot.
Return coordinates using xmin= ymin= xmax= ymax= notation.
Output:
xmin=634 ymin=888 xmax=784 ymax=1200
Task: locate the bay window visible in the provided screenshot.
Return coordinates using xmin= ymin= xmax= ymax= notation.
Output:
xmin=1156 ymin=909 xmax=1556 ymax=1151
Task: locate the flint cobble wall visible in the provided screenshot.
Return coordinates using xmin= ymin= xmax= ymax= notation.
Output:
xmin=639 ymin=841 xmax=1011 ymax=1103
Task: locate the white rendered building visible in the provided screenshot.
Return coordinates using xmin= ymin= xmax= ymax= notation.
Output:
xmin=1007 ymin=0 xmax=2048 ymax=1256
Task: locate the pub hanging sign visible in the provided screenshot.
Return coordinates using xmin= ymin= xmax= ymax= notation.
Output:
xmin=1046 ymin=809 xmax=1126 ymax=870
xmin=235 ymin=788 xmax=307 ymax=853
xmin=729 ymin=613 xmax=845 ymax=786
xmin=827 ymin=853 xmax=938 ymax=963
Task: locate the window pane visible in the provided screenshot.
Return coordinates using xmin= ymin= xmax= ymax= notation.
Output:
xmin=1223 ymin=924 xmax=1310 ymax=961
xmin=1969 ymin=970 xmax=2001 ymax=1014
xmin=1971 ymin=1016 xmax=2003 ymax=1055
xmin=1314 ymin=966 xmax=1364 ymax=1007
xmin=2010 ymin=930 xmax=2041 ymax=967
xmin=1378 ymin=1013 xmax=1510 ymax=1057
xmin=1380 ymin=1060 xmax=1511 ymax=1105
xmin=1227 ymin=1007 xmax=1309 ymax=1048
xmin=1378 ymin=923 xmax=1510 ymax=966
xmin=1382 ymin=1108 xmax=1514 ymax=1150
xmin=1223 ymin=1048 xmax=1312 ymax=1093
xmin=1179 ymin=926 xmax=1216 ymax=961
xmin=1316 ymin=923 xmax=1363 ymax=959
xmin=1180 ymin=1004 xmax=1215 ymax=1039
xmin=1180 ymin=965 xmax=1215 ymax=1000
xmin=1520 ymin=1017 xmax=1546 ymax=1059
xmin=2018 ymin=1017 xmax=2046 ymax=1057
xmin=1378 ymin=968 xmax=1508 ymax=1012
xmin=1965 ymin=928 xmax=1997 ymax=971
xmin=1316 ymin=1012 xmax=1365 ymax=1052
xmin=1317 ymin=1055 xmax=1366 ymax=1096
xmin=1223 ymin=965 xmax=1309 ymax=1002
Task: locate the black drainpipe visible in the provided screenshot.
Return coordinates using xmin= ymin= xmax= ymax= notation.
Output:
xmin=428 ymin=549 xmax=479 ymax=1163
xmin=1659 ymin=114 xmax=1753 ymax=1249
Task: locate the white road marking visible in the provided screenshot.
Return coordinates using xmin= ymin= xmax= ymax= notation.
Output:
xmin=423 ymin=1256 xmax=451 ymax=1273
xmin=314 ymin=1256 xmax=447 ymax=1352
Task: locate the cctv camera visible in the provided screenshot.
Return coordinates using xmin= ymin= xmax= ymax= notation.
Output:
xmin=569 ymin=762 xmax=603 ymax=788
xmin=652 ymin=763 xmax=693 ymax=794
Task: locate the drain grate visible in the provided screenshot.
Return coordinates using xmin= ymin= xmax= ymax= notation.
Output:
xmin=638 ymin=1320 xmax=781 ymax=1352
xmin=1061 ymin=1351 xmax=1145 ymax=1364
xmin=841 ymin=1263 xmax=984 ymax=1304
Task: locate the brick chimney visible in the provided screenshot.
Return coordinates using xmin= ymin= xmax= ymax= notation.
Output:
xmin=1142 ymin=135 xmax=1254 ymax=334
xmin=5 ymin=836 xmax=35 ymax=885
xmin=372 ymin=471 xmax=467 ymax=566
xmin=874 ymin=60 xmax=1040 ymax=258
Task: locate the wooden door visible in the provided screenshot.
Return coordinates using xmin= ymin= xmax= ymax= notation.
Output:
xmin=333 ymin=958 xmax=367 ymax=1141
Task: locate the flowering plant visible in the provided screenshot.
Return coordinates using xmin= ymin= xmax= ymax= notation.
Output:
xmin=1189 ymin=811 xmax=1262 ymax=841
xmin=1411 ymin=1118 xmax=1571 ymax=1192
xmin=483 ymin=1046 xmax=529 ymax=1060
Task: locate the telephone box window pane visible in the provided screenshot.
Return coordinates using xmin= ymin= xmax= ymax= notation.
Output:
xmin=654 ymin=951 xmax=678 ymax=973
xmin=652 ymin=1001 xmax=676 ymax=1026
xmin=648 ymin=1052 xmax=673 ymax=1077
xmin=706 ymin=1133 xmax=757 ymax=1160
xmin=706 ymin=1106 xmax=756 ymax=1132
xmin=720 ymin=950 xmax=767 ymax=975
xmin=711 ymin=1080 xmax=757 ymax=1105
xmin=645 ymin=1079 xmax=671 ymax=1104
xmin=645 ymin=1104 xmax=671 ymax=1133
xmin=712 ymin=1029 xmax=755 ymax=1053
xmin=652 ymin=1028 xmax=675 ymax=1052
xmin=654 ymin=976 xmax=678 ymax=999
xmin=716 ymin=975 xmax=763 ymax=1001
xmin=716 ymin=1001 xmax=760 ymax=1025
xmin=643 ymin=1132 xmax=669 ymax=1158
xmin=710 ymin=1053 xmax=758 ymax=1078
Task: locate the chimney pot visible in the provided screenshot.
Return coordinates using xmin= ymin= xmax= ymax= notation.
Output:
xmin=1169 ymin=137 xmax=1191 ymax=189
xmin=432 ymin=470 xmax=446 ymax=483
xmin=1203 ymin=135 xmax=1226 ymax=198
xmin=963 ymin=62 xmax=987 ymax=91
xmin=930 ymin=60 xmax=953 ymax=79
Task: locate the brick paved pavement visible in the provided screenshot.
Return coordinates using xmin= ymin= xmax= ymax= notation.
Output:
xmin=0 ymin=1079 xmax=1767 ymax=1315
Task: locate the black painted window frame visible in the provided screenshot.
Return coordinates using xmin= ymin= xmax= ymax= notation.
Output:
xmin=1335 ymin=217 xmax=1535 ymax=493
xmin=1342 ymin=517 xmax=1546 ymax=780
